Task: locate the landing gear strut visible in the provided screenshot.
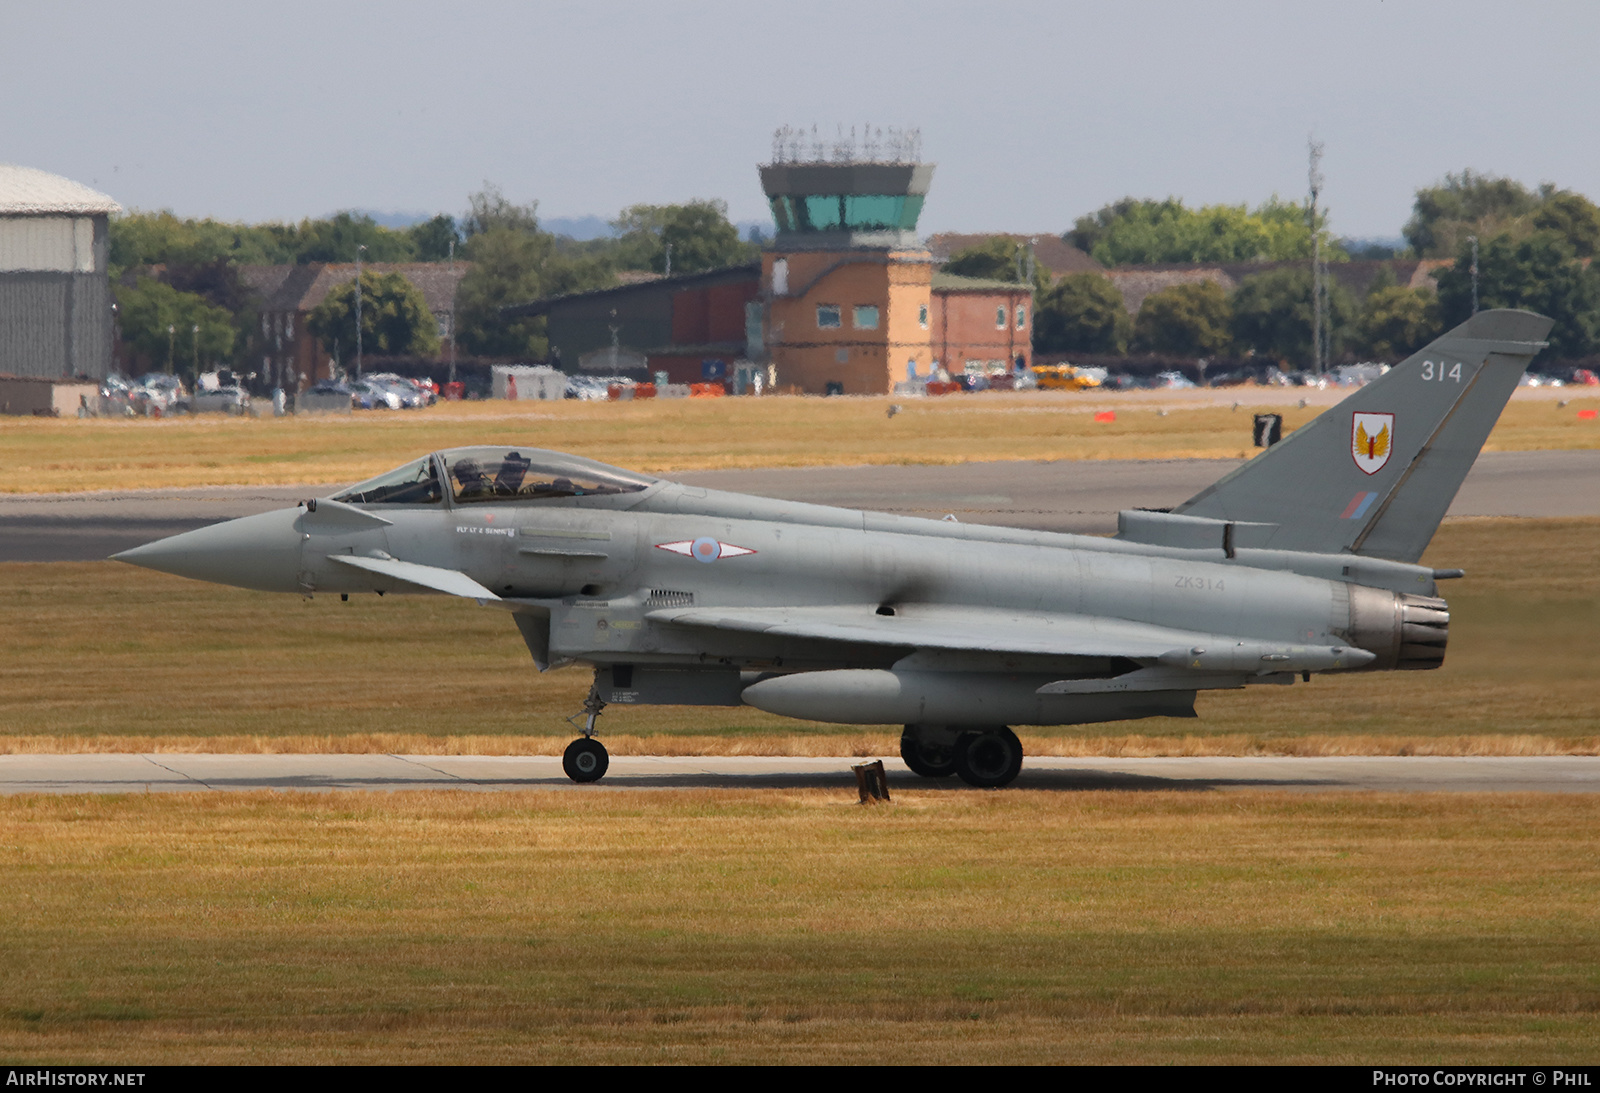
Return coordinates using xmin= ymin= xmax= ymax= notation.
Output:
xmin=562 ymin=682 xmax=610 ymax=783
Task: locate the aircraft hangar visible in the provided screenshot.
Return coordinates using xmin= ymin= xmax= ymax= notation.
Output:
xmin=0 ymin=164 xmax=120 ymax=381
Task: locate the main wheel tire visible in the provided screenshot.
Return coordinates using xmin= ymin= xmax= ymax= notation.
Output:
xmin=954 ymin=727 xmax=1023 ymax=788
xmin=562 ymin=737 xmax=609 ymax=783
xmin=900 ymin=726 xmax=957 ymax=778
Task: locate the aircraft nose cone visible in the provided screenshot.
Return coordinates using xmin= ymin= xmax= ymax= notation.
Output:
xmin=112 ymin=507 xmax=304 ymax=593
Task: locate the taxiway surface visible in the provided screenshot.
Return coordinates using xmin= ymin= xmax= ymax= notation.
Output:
xmin=3 ymin=753 xmax=1598 ymax=794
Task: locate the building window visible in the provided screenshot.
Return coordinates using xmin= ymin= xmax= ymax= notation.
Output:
xmin=1015 ymin=304 xmax=1027 ymax=330
xmin=853 ymin=305 xmax=879 ymax=330
xmin=772 ymin=257 xmax=789 ymax=295
xmin=817 ymin=304 xmax=841 ymax=329
xmin=918 ymin=304 xmax=928 ymax=329
xmin=995 ymin=306 xmax=1006 ymax=329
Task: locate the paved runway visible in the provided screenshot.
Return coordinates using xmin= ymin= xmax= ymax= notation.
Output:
xmin=3 ymin=449 xmax=1596 ymax=561
xmin=3 ymin=753 xmax=1597 ymax=795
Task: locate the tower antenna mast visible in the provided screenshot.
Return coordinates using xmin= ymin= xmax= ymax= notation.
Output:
xmin=1308 ymin=137 xmax=1326 ymax=375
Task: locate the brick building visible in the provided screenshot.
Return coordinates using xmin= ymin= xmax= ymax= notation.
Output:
xmin=928 ymin=272 xmax=1034 ymax=378
xmin=518 ymin=264 xmax=760 ymax=383
xmin=240 ymin=262 xmax=468 ymax=391
xmin=509 ymin=157 xmax=1039 ymax=394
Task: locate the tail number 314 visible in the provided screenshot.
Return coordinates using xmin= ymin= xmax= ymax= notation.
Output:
xmin=1420 ymin=360 xmax=1462 ymax=382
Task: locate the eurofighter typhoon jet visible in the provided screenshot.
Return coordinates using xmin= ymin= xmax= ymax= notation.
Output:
xmin=115 ymin=309 xmax=1552 ymax=786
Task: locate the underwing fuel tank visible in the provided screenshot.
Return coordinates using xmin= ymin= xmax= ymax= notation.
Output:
xmin=1343 ymin=586 xmax=1450 ymax=671
xmin=739 ymin=669 xmax=1198 ymax=726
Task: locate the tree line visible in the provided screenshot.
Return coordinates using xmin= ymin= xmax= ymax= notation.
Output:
xmin=110 ymin=168 xmax=1600 ymax=377
xmin=109 ymin=188 xmax=758 ymax=373
xmin=950 ymin=173 xmax=1600 ymax=367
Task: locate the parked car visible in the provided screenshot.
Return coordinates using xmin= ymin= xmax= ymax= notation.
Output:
xmin=349 ymin=379 xmax=403 ymax=410
xmin=131 ymin=373 xmax=189 ymax=416
xmin=191 ymin=385 xmax=252 ymax=414
xmin=1032 ymin=364 xmax=1100 ymax=391
xmin=565 ymin=375 xmax=626 ymax=400
xmin=368 ymin=373 xmax=436 ymax=406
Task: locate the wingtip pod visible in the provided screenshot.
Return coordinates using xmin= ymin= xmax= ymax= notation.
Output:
xmin=1175 ymin=308 xmax=1553 ymax=563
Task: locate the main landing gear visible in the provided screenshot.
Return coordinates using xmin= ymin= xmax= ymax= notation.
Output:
xmin=901 ymin=724 xmax=1023 ymax=788
xmin=562 ymin=683 xmax=610 ymax=783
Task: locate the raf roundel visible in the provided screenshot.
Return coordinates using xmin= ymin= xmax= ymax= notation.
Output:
xmin=655 ymin=538 xmax=758 ymax=563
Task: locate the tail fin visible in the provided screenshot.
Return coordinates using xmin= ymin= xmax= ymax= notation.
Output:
xmin=1174 ymin=308 xmax=1552 ymax=562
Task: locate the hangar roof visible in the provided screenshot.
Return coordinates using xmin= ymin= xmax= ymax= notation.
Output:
xmin=0 ymin=165 xmax=121 ymax=216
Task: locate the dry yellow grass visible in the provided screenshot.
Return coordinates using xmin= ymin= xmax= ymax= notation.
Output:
xmin=3 ymin=388 xmax=1596 ymax=493
xmin=1 ymin=516 xmax=1594 ymax=754
xmin=1 ymin=790 xmax=1597 ymax=1063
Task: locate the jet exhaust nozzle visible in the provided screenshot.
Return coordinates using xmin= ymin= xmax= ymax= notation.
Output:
xmin=1344 ymin=587 xmax=1449 ymax=671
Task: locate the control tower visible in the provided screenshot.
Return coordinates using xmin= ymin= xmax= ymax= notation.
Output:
xmin=760 ymin=161 xmax=934 ymax=251
xmin=756 ymin=129 xmax=936 ymax=394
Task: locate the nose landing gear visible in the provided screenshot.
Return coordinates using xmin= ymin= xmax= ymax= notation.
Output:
xmin=562 ymin=682 xmax=610 ymax=783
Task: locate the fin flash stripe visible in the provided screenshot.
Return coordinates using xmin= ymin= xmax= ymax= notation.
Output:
xmin=1341 ymin=491 xmax=1379 ymax=520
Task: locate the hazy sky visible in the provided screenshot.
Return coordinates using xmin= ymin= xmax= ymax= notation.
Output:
xmin=5 ymin=1 xmax=1597 ymax=240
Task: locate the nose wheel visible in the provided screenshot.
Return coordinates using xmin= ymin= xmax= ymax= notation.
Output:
xmin=562 ymin=737 xmax=609 ymax=783
xmin=562 ymin=678 xmax=611 ymax=783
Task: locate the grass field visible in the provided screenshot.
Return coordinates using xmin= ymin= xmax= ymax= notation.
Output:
xmin=3 ymin=387 xmax=1597 ymax=494
xmin=2 ymin=517 xmax=1596 ymax=755
xmin=2 ymin=789 xmax=1597 ymax=1063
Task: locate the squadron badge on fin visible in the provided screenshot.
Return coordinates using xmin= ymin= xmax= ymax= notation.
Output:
xmin=1351 ymin=412 xmax=1394 ymax=475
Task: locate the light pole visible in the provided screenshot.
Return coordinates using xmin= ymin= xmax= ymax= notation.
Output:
xmin=167 ymin=324 xmax=175 ymax=374
xmin=191 ymin=323 xmax=199 ymax=375
xmin=1468 ymin=235 xmax=1480 ymax=314
xmin=355 ymin=244 xmax=367 ymax=379
xmin=447 ymin=238 xmax=457 ymax=386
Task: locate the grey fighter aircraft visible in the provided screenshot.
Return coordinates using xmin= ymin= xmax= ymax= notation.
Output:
xmin=115 ymin=309 xmax=1552 ymax=787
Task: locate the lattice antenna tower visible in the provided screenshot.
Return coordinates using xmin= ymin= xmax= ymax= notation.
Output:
xmin=1308 ymin=137 xmax=1327 ymax=375
xmin=769 ymin=124 xmax=922 ymax=164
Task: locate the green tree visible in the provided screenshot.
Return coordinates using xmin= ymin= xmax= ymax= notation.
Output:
xmin=113 ymin=278 xmax=237 ymax=371
xmin=1355 ymin=286 xmax=1440 ymax=361
xmin=944 ymin=237 xmax=1020 ymax=281
xmin=1531 ymin=190 xmax=1600 ymax=258
xmin=1402 ymin=171 xmax=1540 ymax=258
xmin=943 ymin=237 xmax=1051 ymax=292
xmin=1033 ymin=273 xmax=1130 ymax=354
xmin=453 ymin=185 xmax=616 ymax=357
xmin=462 ymin=184 xmax=541 ymax=237
xmin=606 ymin=200 xmax=755 ymax=274
xmin=1435 ymin=232 xmax=1600 ymax=361
xmin=307 ymin=271 xmax=441 ymax=360
xmin=1132 ymin=281 xmax=1233 ymax=356
xmin=292 ymin=212 xmax=415 ymax=264
xmin=408 ymin=214 xmax=462 ymax=261
xmin=1230 ymin=267 xmax=1355 ymax=364
xmin=1067 ymin=196 xmax=1339 ymax=266
xmin=454 ymin=228 xmax=556 ymax=358
xmin=109 ymin=210 xmax=297 ymax=274
xmin=659 ymin=201 xmax=753 ymax=274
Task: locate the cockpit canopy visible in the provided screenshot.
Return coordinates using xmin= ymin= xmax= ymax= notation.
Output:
xmin=332 ymin=447 xmax=657 ymax=506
